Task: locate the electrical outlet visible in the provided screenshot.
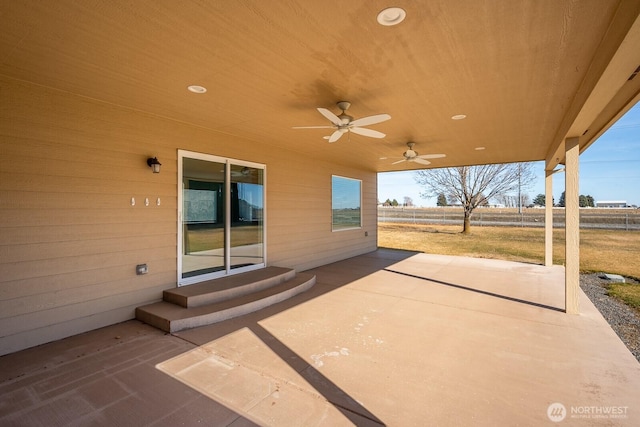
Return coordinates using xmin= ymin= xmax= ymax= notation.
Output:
xmin=136 ymin=264 xmax=148 ymax=275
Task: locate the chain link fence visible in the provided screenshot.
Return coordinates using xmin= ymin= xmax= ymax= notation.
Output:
xmin=378 ymin=207 xmax=640 ymax=230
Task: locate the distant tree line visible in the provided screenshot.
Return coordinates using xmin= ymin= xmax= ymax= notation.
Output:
xmin=381 ymin=196 xmax=415 ymax=207
xmin=532 ymin=191 xmax=594 ymax=207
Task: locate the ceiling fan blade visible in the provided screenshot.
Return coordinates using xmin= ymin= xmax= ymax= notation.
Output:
xmin=413 ymin=158 xmax=431 ymax=166
xmin=350 ymin=127 xmax=386 ymax=138
xmin=391 ymin=159 xmax=407 ymax=165
xmin=350 ymin=113 xmax=391 ymax=127
xmin=417 ymin=154 xmax=446 ymax=159
xmin=292 ymin=125 xmax=335 ymax=129
xmin=317 ymin=108 xmax=343 ymax=126
xmin=327 ymin=130 xmax=343 ymax=143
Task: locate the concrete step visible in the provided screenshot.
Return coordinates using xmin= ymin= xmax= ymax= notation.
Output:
xmin=136 ymin=272 xmax=315 ymax=333
xmin=164 ymin=266 xmax=296 ymax=308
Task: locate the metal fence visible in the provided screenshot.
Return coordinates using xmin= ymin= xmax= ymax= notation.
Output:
xmin=378 ymin=207 xmax=640 ymax=230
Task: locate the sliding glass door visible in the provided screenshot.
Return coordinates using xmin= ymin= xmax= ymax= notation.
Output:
xmin=178 ymin=151 xmax=265 ymax=285
xmin=230 ymin=164 xmax=264 ymax=270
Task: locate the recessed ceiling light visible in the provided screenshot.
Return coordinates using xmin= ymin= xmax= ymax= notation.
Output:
xmin=377 ymin=7 xmax=406 ymax=26
xmin=451 ymin=114 xmax=467 ymax=120
xmin=475 ymin=147 xmax=485 ymax=151
xmin=187 ymin=85 xmax=207 ymax=94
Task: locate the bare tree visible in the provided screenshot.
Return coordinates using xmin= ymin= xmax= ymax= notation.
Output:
xmin=414 ymin=163 xmax=536 ymax=233
xmin=496 ymin=194 xmax=517 ymax=207
xmin=403 ymin=196 xmax=414 ymax=207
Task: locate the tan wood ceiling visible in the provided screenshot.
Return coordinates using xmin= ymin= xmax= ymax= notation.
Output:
xmin=1 ymin=0 xmax=639 ymax=172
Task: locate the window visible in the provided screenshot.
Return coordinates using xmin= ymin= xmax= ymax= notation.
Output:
xmin=332 ymin=175 xmax=362 ymax=231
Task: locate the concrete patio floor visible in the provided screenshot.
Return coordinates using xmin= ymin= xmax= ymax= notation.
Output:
xmin=1 ymin=249 xmax=639 ymax=426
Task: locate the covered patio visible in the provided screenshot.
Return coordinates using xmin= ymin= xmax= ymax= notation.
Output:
xmin=2 ymin=249 xmax=638 ymax=426
xmin=2 ymin=0 xmax=640 ymax=356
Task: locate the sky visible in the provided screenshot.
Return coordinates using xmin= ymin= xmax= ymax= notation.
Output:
xmin=378 ymin=102 xmax=640 ymax=207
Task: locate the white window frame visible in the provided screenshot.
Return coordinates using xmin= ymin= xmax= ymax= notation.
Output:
xmin=331 ymin=175 xmax=362 ymax=232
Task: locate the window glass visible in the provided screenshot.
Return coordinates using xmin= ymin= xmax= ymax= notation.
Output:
xmin=332 ymin=175 xmax=362 ymax=231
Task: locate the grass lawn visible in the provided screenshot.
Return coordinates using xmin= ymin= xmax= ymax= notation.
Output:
xmin=378 ymin=223 xmax=640 ymax=279
xmin=607 ymin=283 xmax=640 ymax=312
xmin=378 ymin=223 xmax=640 ymax=313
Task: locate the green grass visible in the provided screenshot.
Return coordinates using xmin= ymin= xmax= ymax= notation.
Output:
xmin=606 ymin=283 xmax=640 ymax=312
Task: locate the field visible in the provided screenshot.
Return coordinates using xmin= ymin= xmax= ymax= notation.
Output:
xmin=378 ymin=222 xmax=640 ymax=312
xmin=378 ymin=207 xmax=640 ymax=230
xmin=378 ymin=223 xmax=640 ymax=279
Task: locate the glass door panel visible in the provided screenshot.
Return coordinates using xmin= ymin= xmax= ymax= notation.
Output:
xmin=181 ymin=157 xmax=226 ymax=279
xmin=178 ymin=151 xmax=266 ymax=285
xmin=230 ymin=165 xmax=264 ymax=269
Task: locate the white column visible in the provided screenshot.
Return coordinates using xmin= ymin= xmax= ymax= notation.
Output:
xmin=565 ymin=137 xmax=580 ymax=314
xmin=544 ymin=168 xmax=554 ymax=267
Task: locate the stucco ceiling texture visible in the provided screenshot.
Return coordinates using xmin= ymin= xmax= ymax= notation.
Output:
xmin=1 ymin=0 xmax=639 ymax=171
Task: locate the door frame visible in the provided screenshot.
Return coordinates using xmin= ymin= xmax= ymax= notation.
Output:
xmin=177 ymin=149 xmax=267 ymax=286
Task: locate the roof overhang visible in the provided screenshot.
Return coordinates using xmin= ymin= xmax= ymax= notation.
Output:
xmin=545 ymin=3 xmax=640 ymax=171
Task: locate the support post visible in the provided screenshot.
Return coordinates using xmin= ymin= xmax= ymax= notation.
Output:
xmin=565 ymin=137 xmax=580 ymax=314
xmin=544 ymin=168 xmax=554 ymax=267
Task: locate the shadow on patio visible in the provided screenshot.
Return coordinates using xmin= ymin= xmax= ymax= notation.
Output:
xmin=1 ymin=248 xmax=639 ymax=426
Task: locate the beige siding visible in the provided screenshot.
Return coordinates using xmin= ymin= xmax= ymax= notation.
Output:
xmin=0 ymin=76 xmax=377 ymax=355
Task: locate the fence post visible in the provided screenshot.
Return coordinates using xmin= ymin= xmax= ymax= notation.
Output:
xmin=626 ymin=213 xmax=629 ymax=231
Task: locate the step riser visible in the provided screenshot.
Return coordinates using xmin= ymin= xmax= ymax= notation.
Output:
xmin=163 ymin=268 xmax=296 ymax=308
xmin=187 ymin=270 xmax=295 ymax=308
xmin=135 ymin=269 xmax=316 ymax=334
xmin=135 ymin=308 xmax=171 ymax=333
xmin=169 ymin=275 xmax=315 ymax=332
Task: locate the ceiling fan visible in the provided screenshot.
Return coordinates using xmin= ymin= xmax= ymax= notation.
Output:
xmin=391 ymin=142 xmax=446 ymax=166
xmin=231 ymin=167 xmax=252 ymax=177
xmin=293 ymin=101 xmax=391 ymax=143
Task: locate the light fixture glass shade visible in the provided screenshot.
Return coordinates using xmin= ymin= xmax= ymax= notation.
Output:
xmin=147 ymin=157 xmax=162 ymax=173
xmin=377 ymin=7 xmax=406 ymax=26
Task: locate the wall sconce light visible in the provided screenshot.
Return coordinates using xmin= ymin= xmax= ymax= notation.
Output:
xmin=147 ymin=157 xmax=161 ymax=173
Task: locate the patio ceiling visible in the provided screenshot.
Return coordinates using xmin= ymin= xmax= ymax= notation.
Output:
xmin=1 ymin=0 xmax=639 ymax=172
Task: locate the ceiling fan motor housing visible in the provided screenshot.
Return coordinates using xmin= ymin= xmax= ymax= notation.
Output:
xmin=338 ymin=113 xmax=353 ymax=124
xmin=404 ymin=149 xmax=417 ymax=158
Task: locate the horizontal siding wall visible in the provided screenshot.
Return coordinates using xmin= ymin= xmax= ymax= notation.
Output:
xmin=267 ymin=166 xmax=377 ymax=271
xmin=0 ymin=76 xmax=377 ymax=355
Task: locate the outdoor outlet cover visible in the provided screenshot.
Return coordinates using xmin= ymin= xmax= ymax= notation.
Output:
xmin=136 ymin=264 xmax=148 ymax=275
